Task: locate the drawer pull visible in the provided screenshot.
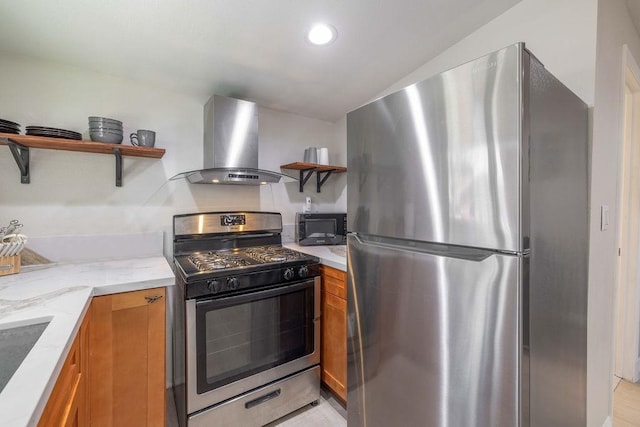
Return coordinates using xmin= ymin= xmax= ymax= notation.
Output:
xmin=244 ymin=389 xmax=281 ymax=409
xmin=145 ymin=295 xmax=163 ymax=304
xmin=0 ymin=264 xmax=13 ymax=270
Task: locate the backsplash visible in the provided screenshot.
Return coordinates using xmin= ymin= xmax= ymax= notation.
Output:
xmin=26 ymin=232 xmax=164 ymax=263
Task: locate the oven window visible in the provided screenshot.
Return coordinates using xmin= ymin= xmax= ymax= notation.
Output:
xmin=305 ymin=219 xmax=336 ymax=238
xmin=196 ymin=284 xmax=315 ymax=392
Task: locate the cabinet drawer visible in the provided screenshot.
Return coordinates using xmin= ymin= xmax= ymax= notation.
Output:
xmin=38 ymin=330 xmax=82 ymax=426
xmin=110 ymin=287 xmax=166 ymax=311
xmin=320 ymin=265 xmax=347 ymax=299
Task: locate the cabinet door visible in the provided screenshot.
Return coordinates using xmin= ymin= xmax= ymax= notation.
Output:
xmin=38 ymin=308 xmax=90 ymax=427
xmin=321 ymin=265 xmax=347 ymax=299
xmin=89 ymin=287 xmax=166 ymax=427
xmin=321 ymin=288 xmax=347 ymax=402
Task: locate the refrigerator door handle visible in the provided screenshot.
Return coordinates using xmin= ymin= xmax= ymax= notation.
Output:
xmin=350 ymin=232 xmax=505 ymax=262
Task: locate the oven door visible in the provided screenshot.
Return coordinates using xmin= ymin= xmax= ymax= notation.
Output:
xmin=186 ymin=277 xmax=321 ymax=413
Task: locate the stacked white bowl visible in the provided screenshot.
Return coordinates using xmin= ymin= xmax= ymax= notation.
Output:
xmin=89 ymin=117 xmax=123 ymax=144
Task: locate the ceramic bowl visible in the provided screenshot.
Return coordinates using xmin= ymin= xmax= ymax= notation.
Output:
xmin=90 ymin=125 xmax=123 ymax=132
xmin=88 ymin=117 xmax=123 ymax=126
xmin=90 ymin=131 xmax=123 ymax=144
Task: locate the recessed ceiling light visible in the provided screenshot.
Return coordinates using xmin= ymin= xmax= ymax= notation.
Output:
xmin=307 ymin=23 xmax=337 ymax=46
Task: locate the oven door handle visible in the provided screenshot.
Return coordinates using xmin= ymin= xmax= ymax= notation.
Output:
xmin=195 ymin=279 xmax=316 ymax=311
xmin=244 ymin=389 xmax=281 ymax=409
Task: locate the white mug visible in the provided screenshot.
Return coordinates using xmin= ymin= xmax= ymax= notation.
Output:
xmin=317 ymin=147 xmax=329 ymax=165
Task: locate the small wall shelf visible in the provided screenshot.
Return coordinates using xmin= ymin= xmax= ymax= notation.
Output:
xmin=0 ymin=133 xmax=165 ymax=187
xmin=280 ymin=162 xmax=347 ymax=193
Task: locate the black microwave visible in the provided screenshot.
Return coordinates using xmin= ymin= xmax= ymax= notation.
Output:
xmin=295 ymin=213 xmax=347 ymax=246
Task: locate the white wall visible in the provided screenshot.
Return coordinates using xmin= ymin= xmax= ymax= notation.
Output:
xmin=591 ymin=1 xmax=640 ymax=425
xmin=0 ymin=54 xmax=346 ymax=256
xmin=372 ymin=0 xmax=607 ymax=425
xmin=377 ymin=0 xmax=597 ymax=105
xmin=259 ymin=107 xmax=347 ymax=227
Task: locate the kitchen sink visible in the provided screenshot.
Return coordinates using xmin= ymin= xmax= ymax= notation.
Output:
xmin=0 ymin=319 xmax=50 ymax=393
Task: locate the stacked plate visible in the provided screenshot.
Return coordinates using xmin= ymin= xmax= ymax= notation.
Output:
xmin=89 ymin=116 xmax=123 ymax=144
xmin=26 ymin=126 xmax=82 ymax=140
xmin=0 ymin=118 xmax=21 ymax=135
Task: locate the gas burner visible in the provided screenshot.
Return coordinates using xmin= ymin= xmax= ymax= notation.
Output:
xmin=189 ymin=252 xmax=251 ymax=272
xmin=243 ymin=246 xmax=308 ymax=263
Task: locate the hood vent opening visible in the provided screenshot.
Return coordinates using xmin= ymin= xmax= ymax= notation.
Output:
xmin=170 ymin=95 xmax=296 ymax=185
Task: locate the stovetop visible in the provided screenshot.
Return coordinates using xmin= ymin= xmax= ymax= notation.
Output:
xmin=173 ymin=212 xmax=320 ymax=299
xmin=176 ymin=245 xmax=317 ymax=278
xmin=174 ymin=245 xmax=321 ymax=299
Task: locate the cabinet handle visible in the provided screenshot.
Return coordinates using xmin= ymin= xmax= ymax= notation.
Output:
xmin=145 ymin=295 xmax=163 ymax=304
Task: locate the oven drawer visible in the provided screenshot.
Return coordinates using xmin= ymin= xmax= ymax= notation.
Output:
xmin=189 ymin=366 xmax=320 ymax=427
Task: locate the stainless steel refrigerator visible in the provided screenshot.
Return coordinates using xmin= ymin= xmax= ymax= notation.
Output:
xmin=346 ymin=43 xmax=588 ymax=427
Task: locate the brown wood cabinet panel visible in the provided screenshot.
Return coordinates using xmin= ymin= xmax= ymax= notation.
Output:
xmin=320 ymin=265 xmax=347 ymax=299
xmin=38 ymin=308 xmax=90 ymax=427
xmin=320 ymin=265 xmax=347 ymax=403
xmin=89 ymin=287 xmax=166 ymax=427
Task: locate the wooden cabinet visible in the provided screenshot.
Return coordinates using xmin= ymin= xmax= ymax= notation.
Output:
xmin=89 ymin=287 xmax=166 ymax=427
xmin=320 ymin=265 xmax=347 ymax=403
xmin=38 ymin=308 xmax=90 ymax=427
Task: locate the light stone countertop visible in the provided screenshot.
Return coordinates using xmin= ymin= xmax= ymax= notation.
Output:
xmin=284 ymin=243 xmax=347 ymax=272
xmin=0 ymin=256 xmax=175 ymax=427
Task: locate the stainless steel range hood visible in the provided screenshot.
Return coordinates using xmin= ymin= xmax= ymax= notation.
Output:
xmin=170 ymin=95 xmax=292 ymax=185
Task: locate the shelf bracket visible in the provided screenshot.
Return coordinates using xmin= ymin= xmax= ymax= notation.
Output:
xmin=3 ymin=138 xmax=30 ymax=184
xmin=113 ymin=148 xmax=122 ymax=187
xmin=299 ymin=169 xmax=315 ymax=193
xmin=316 ymin=170 xmax=333 ymax=193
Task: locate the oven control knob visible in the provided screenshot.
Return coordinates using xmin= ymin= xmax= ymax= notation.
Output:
xmin=284 ymin=268 xmax=294 ymax=280
xmin=227 ymin=277 xmax=239 ymax=290
xmin=208 ymin=280 xmax=222 ymax=293
xmin=298 ymin=266 xmax=309 ymax=278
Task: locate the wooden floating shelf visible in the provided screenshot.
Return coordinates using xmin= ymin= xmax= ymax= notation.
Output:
xmin=280 ymin=162 xmax=347 ymax=193
xmin=280 ymin=162 xmax=347 ymax=172
xmin=0 ymin=133 xmax=166 ymax=187
xmin=0 ymin=133 xmax=165 ymax=158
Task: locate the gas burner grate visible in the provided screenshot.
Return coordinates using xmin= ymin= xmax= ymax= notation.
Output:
xmin=189 ymin=252 xmax=251 ymax=272
xmin=243 ymin=246 xmax=308 ymax=263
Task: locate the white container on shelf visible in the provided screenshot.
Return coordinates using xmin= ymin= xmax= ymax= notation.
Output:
xmin=317 ymin=148 xmax=329 ymax=165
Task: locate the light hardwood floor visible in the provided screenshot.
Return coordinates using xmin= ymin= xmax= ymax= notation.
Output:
xmin=614 ymin=379 xmax=640 ymax=426
xmin=167 ymin=381 xmax=640 ymax=426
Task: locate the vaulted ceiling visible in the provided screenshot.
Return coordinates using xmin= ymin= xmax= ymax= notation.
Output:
xmin=0 ymin=0 xmax=521 ymax=121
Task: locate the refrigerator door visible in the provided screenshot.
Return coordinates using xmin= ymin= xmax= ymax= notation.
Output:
xmin=347 ymin=234 xmax=521 ymax=427
xmin=347 ymin=44 xmax=522 ymax=252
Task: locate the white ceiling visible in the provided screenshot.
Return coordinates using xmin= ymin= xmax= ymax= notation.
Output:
xmin=0 ymin=0 xmax=520 ymax=121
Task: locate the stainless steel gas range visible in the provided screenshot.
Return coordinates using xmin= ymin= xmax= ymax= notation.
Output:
xmin=171 ymin=211 xmax=321 ymax=427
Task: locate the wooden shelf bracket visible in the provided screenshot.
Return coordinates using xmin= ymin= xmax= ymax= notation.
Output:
xmin=317 ymin=170 xmax=333 ymax=193
xmin=113 ymin=148 xmax=122 ymax=187
xmin=299 ymin=169 xmax=315 ymax=192
xmin=2 ymin=137 xmax=30 ymax=184
xmin=280 ymin=162 xmax=347 ymax=193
